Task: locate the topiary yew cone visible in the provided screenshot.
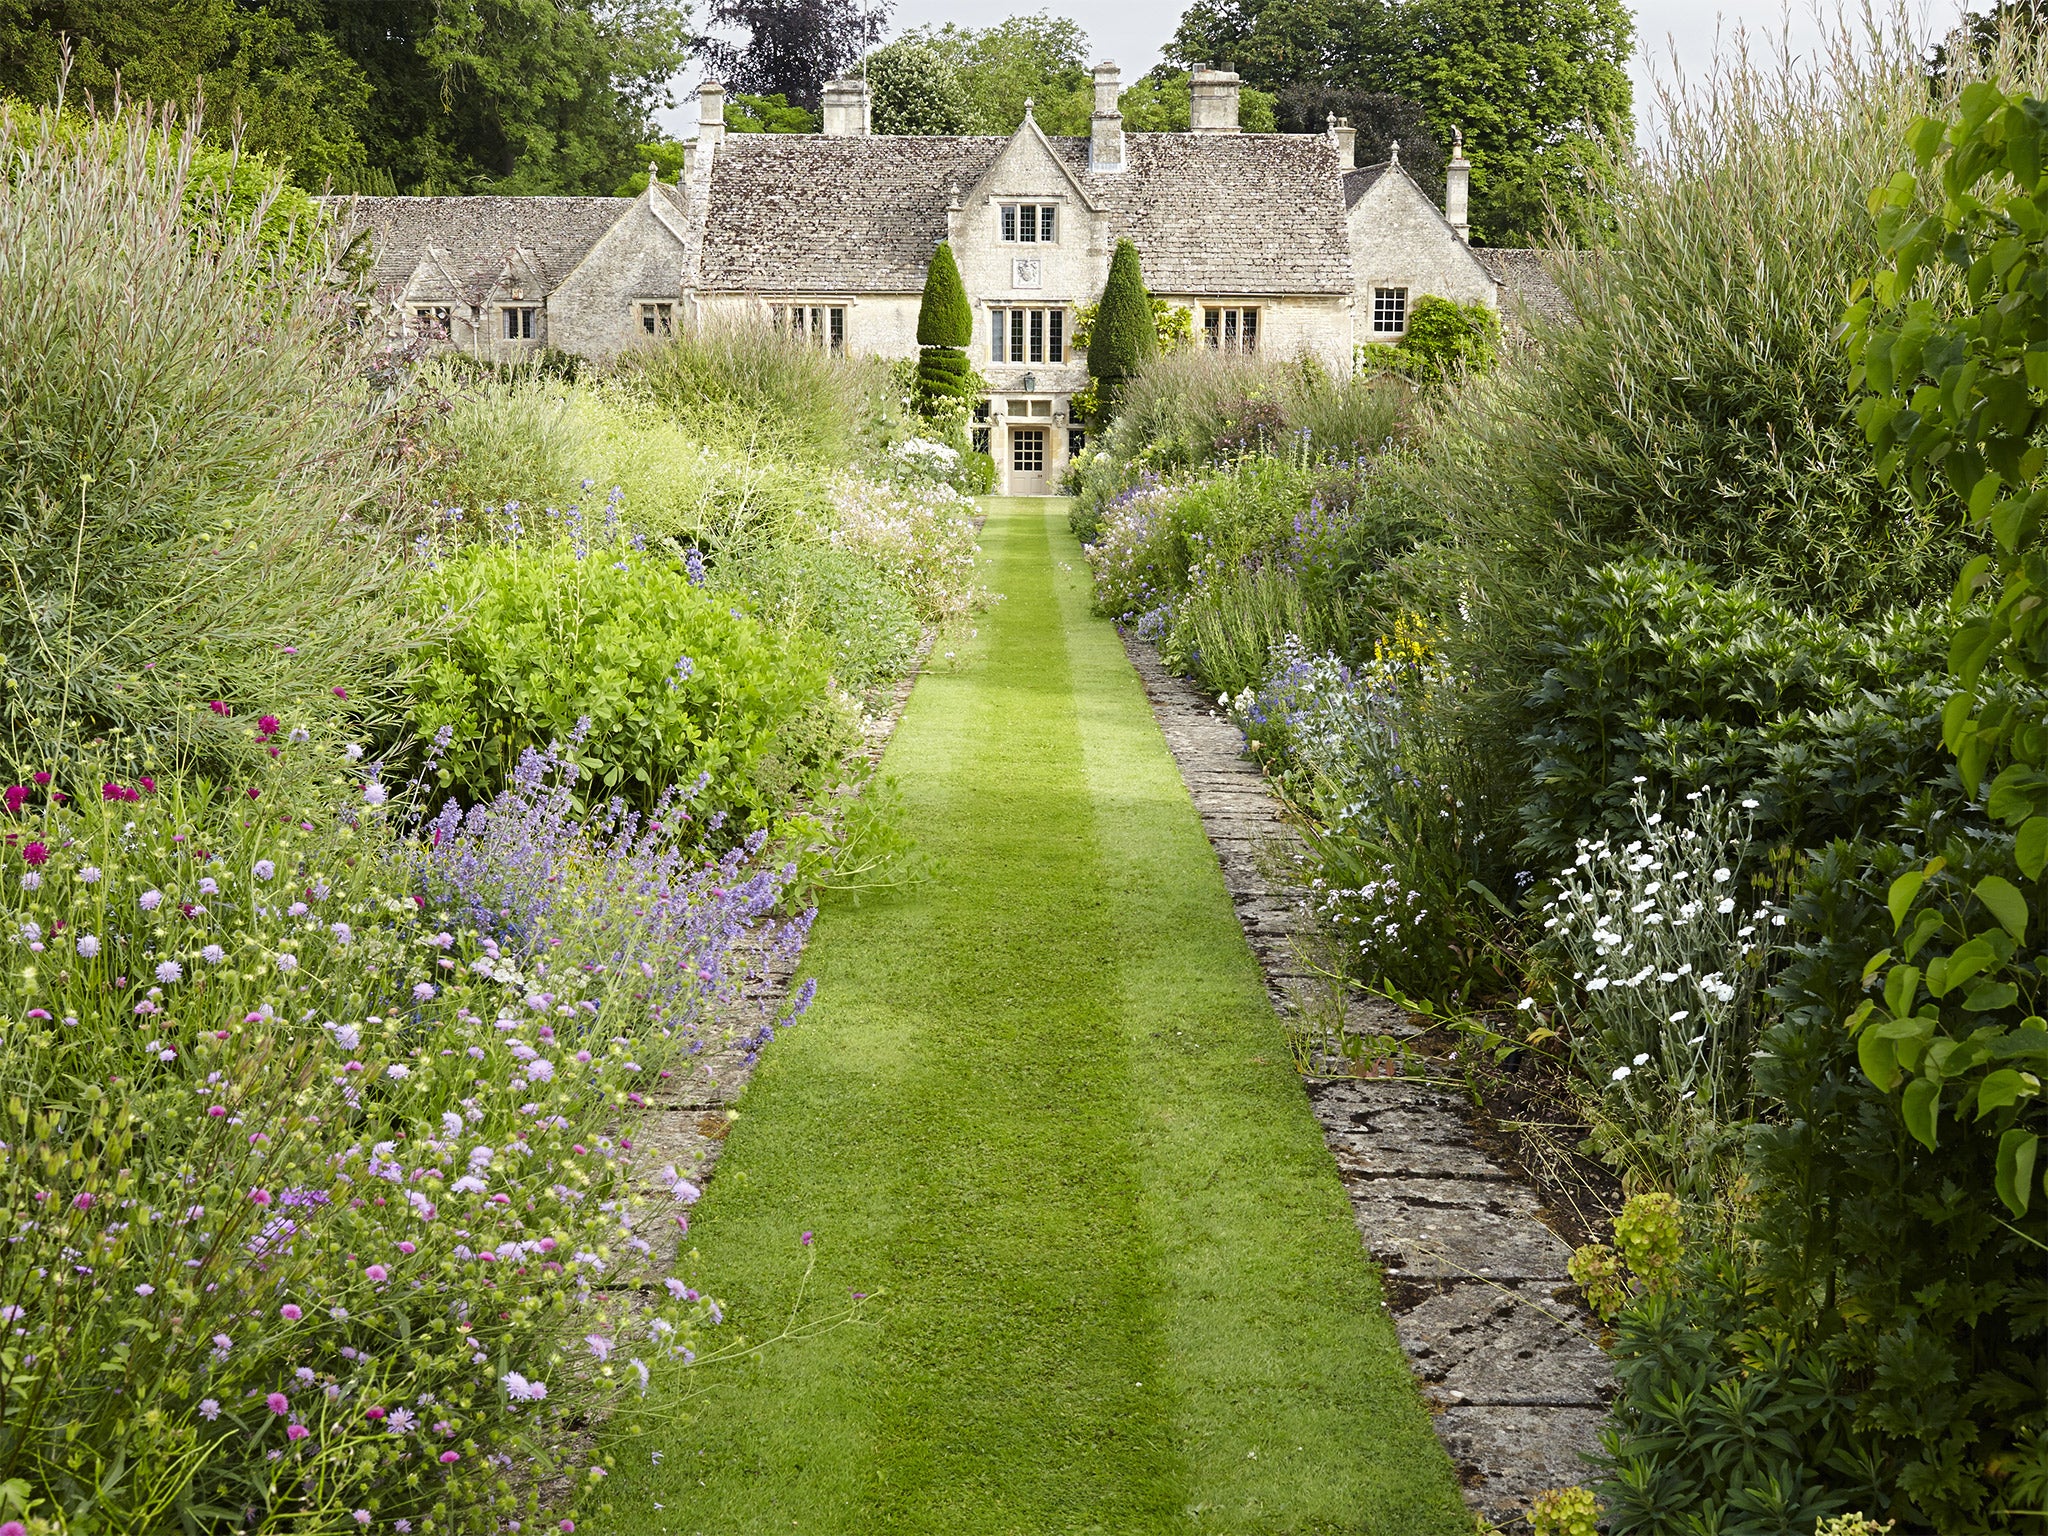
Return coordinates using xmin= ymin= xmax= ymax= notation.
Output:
xmin=916 ymin=241 xmax=972 ymax=348
xmin=915 ymin=241 xmax=977 ymax=417
xmin=1087 ymin=239 xmax=1157 ymax=404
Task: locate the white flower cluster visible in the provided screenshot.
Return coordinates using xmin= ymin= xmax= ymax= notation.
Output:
xmin=1539 ymin=782 xmax=1779 ymax=1135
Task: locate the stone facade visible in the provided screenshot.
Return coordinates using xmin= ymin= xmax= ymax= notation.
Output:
xmin=329 ymin=66 xmax=1551 ymax=495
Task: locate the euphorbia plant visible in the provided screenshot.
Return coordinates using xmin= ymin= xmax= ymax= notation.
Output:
xmin=1844 ymin=80 xmax=2048 ymax=1217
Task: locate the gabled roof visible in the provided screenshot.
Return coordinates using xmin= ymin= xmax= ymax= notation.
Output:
xmin=1476 ymin=248 xmax=1573 ymax=328
xmin=1343 ymin=162 xmax=1391 ymax=209
xmin=324 ymin=194 xmax=664 ymax=302
xmin=694 ymin=131 xmax=1353 ymax=297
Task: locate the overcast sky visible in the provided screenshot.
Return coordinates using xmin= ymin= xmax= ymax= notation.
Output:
xmin=651 ymin=1 xmax=1980 ymax=143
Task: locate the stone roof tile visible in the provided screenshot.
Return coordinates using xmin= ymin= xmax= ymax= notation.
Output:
xmin=697 ymin=131 xmax=1353 ymax=296
xmin=1475 ymin=247 xmax=1574 ymax=329
xmin=322 ymin=194 xmax=649 ymax=300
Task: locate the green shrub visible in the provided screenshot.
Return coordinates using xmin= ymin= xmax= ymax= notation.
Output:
xmin=410 ymin=520 xmax=855 ymax=827
xmin=1529 ymin=1486 xmax=1601 ymax=1536
xmin=712 ymin=540 xmax=923 ymax=694
xmin=916 ymin=240 xmax=972 ymax=347
xmin=0 ymin=102 xmax=412 ymax=769
xmin=621 ymin=319 xmax=886 ymax=467
xmin=1087 ymin=238 xmax=1157 ymax=408
xmin=1518 ymin=559 xmax=1955 ymax=871
xmin=1357 ymin=293 xmax=1501 ymax=384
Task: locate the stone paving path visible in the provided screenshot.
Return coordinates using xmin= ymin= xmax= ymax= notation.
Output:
xmin=1122 ymin=637 xmax=1613 ymax=1529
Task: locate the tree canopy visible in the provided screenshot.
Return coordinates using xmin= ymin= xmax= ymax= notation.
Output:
xmin=1166 ymin=0 xmax=1633 ymax=243
xmin=1119 ymin=66 xmax=1277 ymax=133
xmin=0 ymin=0 xmax=694 ymax=194
xmin=698 ymin=0 xmax=890 ymax=115
xmin=869 ymin=38 xmax=975 ymax=135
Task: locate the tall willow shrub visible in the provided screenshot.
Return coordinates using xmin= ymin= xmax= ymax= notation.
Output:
xmin=1415 ymin=15 xmax=1978 ymax=660
xmin=0 ymin=102 xmax=413 ymax=767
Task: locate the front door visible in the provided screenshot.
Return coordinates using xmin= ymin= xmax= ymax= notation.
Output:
xmin=1009 ymin=426 xmax=1047 ymax=495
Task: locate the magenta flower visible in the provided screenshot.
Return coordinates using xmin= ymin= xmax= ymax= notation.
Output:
xmin=2 ymin=787 xmax=25 ymax=814
xmin=257 ymin=715 xmax=279 ymax=736
xmin=3 ymin=1520 xmax=26 ymax=1536
xmin=22 ymin=842 xmax=46 ymax=867
xmin=266 ymin=1393 xmax=289 ymax=1414
xmin=208 ymin=700 xmax=230 ymax=716
xmin=332 ymin=686 xmax=348 ymax=699
xmin=72 ymin=1192 xmax=92 ymax=1211
xmin=364 ymin=1263 xmax=388 ymax=1282
xmin=397 ymin=1240 xmax=416 ymax=1254
xmin=439 ymin=1450 xmax=459 ymax=1464
xmin=139 ymin=776 xmax=156 ymax=794
xmin=286 ymin=1424 xmax=310 ymax=1441
xmin=364 ymin=1405 xmax=386 ymax=1421
xmin=280 ymin=1304 xmax=302 ymax=1321
xmin=249 ymin=1188 xmax=272 ymax=1206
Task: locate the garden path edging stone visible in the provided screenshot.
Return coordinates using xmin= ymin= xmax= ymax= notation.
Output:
xmin=1121 ymin=633 xmax=1612 ymax=1531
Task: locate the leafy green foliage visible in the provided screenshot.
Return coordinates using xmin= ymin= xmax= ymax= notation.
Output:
xmin=410 ymin=525 xmax=853 ymax=828
xmin=2 ymin=0 xmax=693 ymax=193
xmin=917 ymin=241 xmax=973 ymax=348
xmin=1088 ymin=240 xmax=1160 ymax=405
xmin=0 ymin=104 xmax=412 ymax=770
xmin=1516 ymin=560 xmax=1956 ymax=871
xmin=1359 ymin=293 xmax=1500 ymax=384
xmin=1528 ymin=1486 xmax=1601 ymax=1536
xmin=726 ymin=92 xmax=818 ymax=133
xmin=1166 ymin=0 xmax=1633 ymax=243
xmin=710 ymin=541 xmax=923 ymax=694
xmin=901 ymin=15 xmax=1096 ymax=134
xmin=613 ymin=139 xmax=689 ymax=196
xmin=868 ymin=38 xmax=977 ymax=135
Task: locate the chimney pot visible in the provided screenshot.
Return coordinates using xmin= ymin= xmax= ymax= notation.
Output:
xmin=1188 ymin=66 xmax=1241 ymax=134
xmin=821 ymin=76 xmax=872 ymax=136
xmin=1091 ymin=61 xmax=1125 ymax=170
xmin=697 ymin=81 xmax=726 ymax=155
xmin=1331 ymin=114 xmax=1356 ymax=169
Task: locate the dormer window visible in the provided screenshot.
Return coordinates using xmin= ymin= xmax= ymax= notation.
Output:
xmin=1000 ymin=204 xmax=1056 ymax=244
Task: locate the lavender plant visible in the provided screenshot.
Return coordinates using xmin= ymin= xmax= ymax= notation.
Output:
xmin=0 ymin=721 xmax=815 ymax=1534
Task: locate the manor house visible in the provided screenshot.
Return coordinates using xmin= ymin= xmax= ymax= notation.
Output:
xmin=332 ymin=66 xmax=1549 ymax=495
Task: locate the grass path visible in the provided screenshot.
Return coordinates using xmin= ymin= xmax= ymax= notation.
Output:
xmin=606 ymin=498 xmax=1467 ymax=1535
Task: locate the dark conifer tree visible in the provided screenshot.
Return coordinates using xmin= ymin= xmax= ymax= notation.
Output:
xmin=697 ymin=0 xmax=891 ymax=114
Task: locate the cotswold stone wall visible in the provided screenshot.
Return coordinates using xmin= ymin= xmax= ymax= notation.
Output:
xmin=1349 ymin=171 xmax=1498 ymax=339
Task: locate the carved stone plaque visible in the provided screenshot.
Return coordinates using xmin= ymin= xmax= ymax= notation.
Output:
xmin=1012 ymin=257 xmax=1042 ymax=289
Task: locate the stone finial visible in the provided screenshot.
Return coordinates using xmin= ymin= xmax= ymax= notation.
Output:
xmin=1390 ymin=139 xmax=1400 ymax=166
xmin=646 ymin=160 xmax=659 ymax=192
xmin=1024 ymin=97 xmax=1035 ymax=121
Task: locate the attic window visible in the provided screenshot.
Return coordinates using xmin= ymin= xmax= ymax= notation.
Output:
xmin=1202 ymin=306 xmax=1259 ymax=353
xmin=1371 ymin=287 xmax=1408 ymax=335
xmin=502 ymin=306 xmax=537 ymax=341
xmin=1000 ymin=204 xmax=1056 ymax=244
xmin=638 ymin=301 xmax=674 ymax=337
xmin=412 ymin=305 xmax=452 ymax=338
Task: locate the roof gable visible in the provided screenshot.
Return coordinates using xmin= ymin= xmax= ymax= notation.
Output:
xmin=962 ymin=114 xmax=1098 ymax=213
xmin=1346 ymin=160 xmax=1493 ymax=288
xmin=323 ymin=195 xmax=634 ymax=302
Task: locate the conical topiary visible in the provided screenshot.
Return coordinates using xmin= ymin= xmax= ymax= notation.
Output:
xmin=914 ymin=240 xmax=979 ymax=417
xmin=1086 ymin=239 xmax=1157 ymax=409
xmin=917 ymin=241 xmax=972 ymax=348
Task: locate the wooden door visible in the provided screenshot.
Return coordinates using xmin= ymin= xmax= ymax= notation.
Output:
xmin=1009 ymin=427 xmax=1047 ymax=495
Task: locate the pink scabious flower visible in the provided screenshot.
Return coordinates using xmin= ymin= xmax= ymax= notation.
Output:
xmin=279 ymin=1304 xmax=302 ymax=1321
xmin=21 ymin=842 xmax=46 ymax=867
xmin=3 ymin=1520 xmax=27 ymax=1536
xmin=2 ymin=786 xmax=25 ymax=814
xmin=332 ymin=686 xmax=348 ymax=699
xmin=257 ymin=714 xmax=280 ymax=737
xmin=208 ymin=700 xmax=230 ymax=715
xmin=266 ymin=1393 xmax=289 ymax=1414
xmin=439 ymin=1450 xmax=460 ymax=1464
xmin=72 ymin=1192 xmax=92 ymax=1211
xmin=30 ymin=772 xmax=49 ymax=786
xmin=285 ymin=1424 xmax=310 ymax=1441
xmin=249 ymin=1188 xmax=273 ymax=1206
xmin=364 ymin=1405 xmax=386 ymax=1421
xmin=364 ymin=1263 xmax=388 ymax=1283
xmin=139 ymin=776 xmax=156 ymax=794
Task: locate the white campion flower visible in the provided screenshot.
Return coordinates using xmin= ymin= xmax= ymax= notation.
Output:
xmin=1612 ymin=1065 xmax=1632 ymax=1081
xmin=1633 ymin=1052 xmax=1651 ymax=1065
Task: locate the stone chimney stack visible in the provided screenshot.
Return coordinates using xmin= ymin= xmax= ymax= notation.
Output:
xmin=821 ymin=77 xmax=872 ymax=136
xmin=1090 ymin=61 xmax=1125 ymax=171
xmin=697 ymin=82 xmax=726 ymax=156
xmin=1446 ymin=125 xmax=1471 ymax=242
xmin=1188 ymin=66 xmax=1241 ymax=133
xmin=1328 ymin=112 xmax=1356 ymax=169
